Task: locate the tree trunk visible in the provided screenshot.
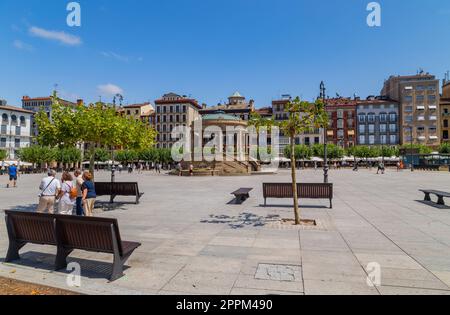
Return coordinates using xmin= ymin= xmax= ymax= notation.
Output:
xmin=290 ymin=137 xmax=300 ymax=225
xmin=89 ymin=144 xmax=95 ymax=180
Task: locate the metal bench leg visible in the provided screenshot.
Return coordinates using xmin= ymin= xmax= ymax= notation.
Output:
xmin=264 ymin=198 xmax=267 ymax=207
xmin=55 ymin=247 xmax=73 ymax=270
xmin=5 ymin=241 xmax=25 ymax=262
xmin=424 ymin=193 xmax=431 ymax=202
xmin=330 ymin=199 xmax=333 ymax=209
xmin=437 ymin=196 xmax=446 ymax=206
xmin=136 ymin=194 xmax=140 ymax=205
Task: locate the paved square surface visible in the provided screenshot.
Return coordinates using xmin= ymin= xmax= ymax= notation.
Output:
xmin=1 ymin=169 xmax=450 ymax=295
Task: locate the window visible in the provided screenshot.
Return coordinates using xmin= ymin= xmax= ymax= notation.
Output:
xmin=429 ymin=115 xmax=437 ymax=121
xmin=417 ymin=126 xmax=425 ymax=132
xmin=380 ymin=124 xmax=387 ymax=133
xmin=428 ymin=95 xmax=436 ymax=103
xmin=183 ymin=106 xmax=187 ymax=113
xmin=405 ymin=106 xmax=413 ymax=113
xmin=358 ymin=114 xmax=366 ymax=123
xmin=14 ymin=139 xmax=20 ymax=148
xmin=416 ymin=95 xmax=425 ymax=103
xmin=156 ymin=106 xmax=160 ymax=114
xmin=404 ymin=96 xmax=413 ymax=102
xmin=337 ymin=130 xmax=344 ymax=139
xmin=427 ymin=85 xmax=436 ymax=91
xmin=20 ymin=116 xmax=26 ymax=126
xmin=380 ymin=113 xmax=387 ymax=122
xmin=389 ymin=124 xmax=397 ymax=133
xmin=1 ymin=125 xmax=6 ymax=134
xmin=369 ymin=136 xmax=375 ymax=145
xmin=368 ymin=114 xmax=375 ymax=123
xmin=314 ymin=137 xmax=320 ymax=144
xmin=0 ymin=138 xmax=6 ymax=147
xmin=444 ymin=131 xmax=449 ymax=140
xmin=1 ymin=114 xmax=8 ymax=124
xmin=337 ymin=120 xmax=344 ymax=129
xmin=11 ymin=115 xmax=17 ymax=125
xmin=359 ymin=136 xmax=365 ymax=144
xmin=126 ymin=110 xmax=131 ymax=115
xmin=390 ymin=135 xmax=397 ymax=144
xmin=368 ymin=124 xmax=375 ymax=134
xmin=15 ymin=126 xmax=21 ymax=136
xmin=380 ymin=135 xmax=387 ymax=144
xmin=337 ymin=110 xmax=344 ymax=119
xmin=359 ymin=125 xmax=365 ymax=133
xmin=304 ymin=137 xmax=310 ymax=146
xmin=445 ymin=120 xmax=449 ymax=128
xmin=429 ymin=127 xmax=437 ymax=133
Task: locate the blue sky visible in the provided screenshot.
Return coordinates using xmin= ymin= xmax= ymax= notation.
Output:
xmin=1 ymin=0 xmax=450 ymax=108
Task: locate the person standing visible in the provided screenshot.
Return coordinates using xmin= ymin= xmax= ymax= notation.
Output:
xmin=57 ymin=171 xmax=76 ymax=215
xmin=7 ymin=163 xmax=18 ymax=188
xmin=37 ymin=169 xmax=61 ymax=214
xmin=74 ymin=170 xmax=84 ymax=216
xmin=81 ymin=171 xmax=96 ymax=217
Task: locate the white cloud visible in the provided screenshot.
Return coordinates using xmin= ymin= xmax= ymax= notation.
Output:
xmin=97 ymin=84 xmax=124 ymax=97
xmin=13 ymin=40 xmax=33 ymax=51
xmin=101 ymin=51 xmax=130 ymax=63
xmin=29 ymin=26 xmax=82 ymax=46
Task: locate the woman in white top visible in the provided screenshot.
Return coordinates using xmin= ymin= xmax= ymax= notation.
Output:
xmin=57 ymin=171 xmax=76 ymax=215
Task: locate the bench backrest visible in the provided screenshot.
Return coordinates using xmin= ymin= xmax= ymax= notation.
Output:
xmin=5 ymin=211 xmax=57 ymax=246
xmin=4 ymin=211 xmax=125 ymax=256
xmin=95 ymin=182 xmax=139 ymax=197
xmin=263 ymin=183 xmax=333 ymax=199
xmin=55 ymin=215 xmax=124 ymax=255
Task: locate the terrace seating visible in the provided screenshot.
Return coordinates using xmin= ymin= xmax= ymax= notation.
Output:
xmin=95 ymin=182 xmax=144 ymax=204
xmin=263 ymin=183 xmax=333 ymax=209
xmin=4 ymin=211 xmax=141 ymax=282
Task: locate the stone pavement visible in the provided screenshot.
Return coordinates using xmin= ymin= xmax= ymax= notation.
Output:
xmin=1 ymin=169 xmax=450 ymax=295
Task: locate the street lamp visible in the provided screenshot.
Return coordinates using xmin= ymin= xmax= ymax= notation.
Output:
xmin=320 ymin=81 xmax=329 ymax=183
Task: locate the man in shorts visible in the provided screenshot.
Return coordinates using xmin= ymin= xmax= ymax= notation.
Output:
xmin=7 ymin=163 xmax=18 ymax=188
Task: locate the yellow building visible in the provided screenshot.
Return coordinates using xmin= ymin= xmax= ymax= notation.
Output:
xmin=441 ymin=80 xmax=450 ymax=143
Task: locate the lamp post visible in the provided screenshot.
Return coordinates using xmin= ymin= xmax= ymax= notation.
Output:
xmin=320 ymin=81 xmax=329 ymax=183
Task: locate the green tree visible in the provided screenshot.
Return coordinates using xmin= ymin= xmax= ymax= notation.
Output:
xmin=17 ymin=145 xmax=57 ymax=169
xmin=35 ymin=91 xmax=157 ymax=176
xmin=0 ymin=149 xmax=6 ymax=161
xmin=284 ymin=145 xmax=312 ymax=162
xmin=280 ymin=97 xmax=328 ymax=225
xmin=85 ymin=148 xmax=111 ymax=162
xmin=248 ymin=112 xmax=276 ymax=161
xmin=55 ymin=147 xmax=82 ymax=168
xmin=139 ymin=148 xmax=159 ymax=164
xmin=439 ymin=143 xmax=450 ymax=154
xmin=115 ymin=150 xmax=139 ymax=165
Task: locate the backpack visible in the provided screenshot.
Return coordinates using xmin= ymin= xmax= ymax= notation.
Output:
xmin=67 ymin=183 xmax=78 ymax=200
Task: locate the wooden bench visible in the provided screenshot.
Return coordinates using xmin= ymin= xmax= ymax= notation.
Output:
xmin=4 ymin=211 xmax=141 ymax=282
xmin=419 ymin=190 xmax=450 ymax=206
xmin=263 ymin=183 xmax=333 ymax=209
xmin=231 ymin=188 xmax=253 ymax=204
xmin=95 ymin=182 xmax=144 ymax=204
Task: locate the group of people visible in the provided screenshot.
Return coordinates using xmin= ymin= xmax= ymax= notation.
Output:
xmin=37 ymin=169 xmax=97 ymax=216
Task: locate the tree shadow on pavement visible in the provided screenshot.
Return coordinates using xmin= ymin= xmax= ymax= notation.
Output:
xmin=201 ymin=212 xmax=280 ymax=229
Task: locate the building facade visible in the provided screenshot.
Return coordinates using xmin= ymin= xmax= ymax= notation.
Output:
xmin=381 ymin=73 xmax=441 ymax=146
xmin=0 ymin=104 xmax=34 ymax=160
xmin=154 ymin=93 xmax=201 ymax=149
xmin=22 ymin=96 xmax=80 ymax=137
xmin=325 ymin=98 xmax=357 ymax=148
xmin=356 ymin=97 xmax=400 ymax=146
xmin=272 ymin=95 xmax=323 ymax=154
xmin=120 ymin=103 xmax=155 ymax=126
xmin=441 ymin=79 xmax=450 ymax=143
xmin=200 ymin=92 xmax=255 ymax=121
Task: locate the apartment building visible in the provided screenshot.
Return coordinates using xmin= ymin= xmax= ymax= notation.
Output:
xmin=22 ymin=96 xmax=81 ymax=136
xmin=272 ymin=95 xmax=323 ymax=154
xmin=441 ymin=78 xmax=450 ymax=143
xmin=200 ymin=92 xmax=255 ymax=121
xmin=0 ymin=103 xmax=33 ymax=160
xmin=325 ymin=98 xmax=357 ymax=148
xmin=120 ymin=102 xmax=156 ymax=126
xmin=154 ymin=93 xmax=201 ymax=149
xmin=356 ymin=97 xmax=400 ymax=146
xmin=381 ymin=73 xmax=440 ymax=146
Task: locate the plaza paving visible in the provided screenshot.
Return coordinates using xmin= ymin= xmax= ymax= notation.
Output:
xmin=1 ymin=169 xmax=450 ymax=295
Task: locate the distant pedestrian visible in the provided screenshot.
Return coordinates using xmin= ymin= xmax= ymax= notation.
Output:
xmin=81 ymin=171 xmax=96 ymax=217
xmin=189 ymin=164 xmax=194 ymax=176
xmin=74 ymin=169 xmax=84 ymax=216
xmin=37 ymin=169 xmax=61 ymax=214
xmin=176 ymin=162 xmax=182 ymax=176
xmin=57 ymin=171 xmax=76 ymax=215
xmin=396 ymin=161 xmax=401 ymax=172
xmin=377 ymin=162 xmax=385 ymax=175
xmin=7 ymin=163 xmax=18 ymax=188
